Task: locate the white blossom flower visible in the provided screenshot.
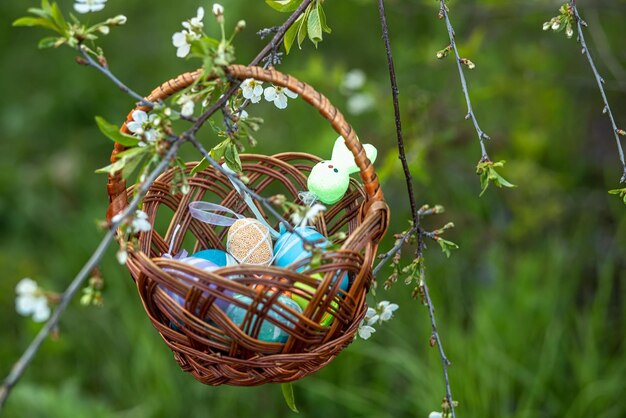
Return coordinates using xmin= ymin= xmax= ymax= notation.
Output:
xmin=241 ymin=78 xmax=264 ymax=103
xmin=131 ymin=210 xmax=151 ymax=233
xmin=264 ymin=85 xmax=298 ymax=109
xmin=347 ymin=93 xmax=375 ymax=115
xmin=172 ymin=8 xmax=204 ymax=59
xmin=291 ymin=203 xmax=326 ymax=226
xmin=15 ymin=278 xmax=51 ymax=322
xmin=177 ymin=94 xmax=195 ymax=117
xmin=172 ymin=30 xmax=199 ymax=58
xmin=357 ymin=320 xmax=376 ymax=340
xmin=376 ymin=300 xmax=399 ymax=323
xmin=342 ymin=69 xmax=366 ymax=90
xmin=126 ymin=110 xmax=159 ymax=144
xmin=428 ymin=413 xmax=443 ymax=418
xmin=364 ymin=306 xmax=379 ymax=326
xmin=182 ymin=7 xmax=204 ymax=32
xmin=74 ymin=0 xmax=107 ymax=14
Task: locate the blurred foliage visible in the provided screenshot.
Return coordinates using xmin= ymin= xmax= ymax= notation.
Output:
xmin=1 ymin=0 xmax=626 ymax=417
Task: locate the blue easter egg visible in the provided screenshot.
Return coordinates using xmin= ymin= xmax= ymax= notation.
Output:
xmin=193 ymin=249 xmax=238 ymax=267
xmin=274 ymin=226 xmax=349 ymax=293
xmin=274 ymin=226 xmax=328 ymax=269
xmin=225 ymin=294 xmax=302 ymax=343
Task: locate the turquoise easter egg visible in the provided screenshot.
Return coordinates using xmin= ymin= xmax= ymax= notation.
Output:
xmin=225 ymin=294 xmax=302 ymax=343
xmin=274 ymin=225 xmax=329 ymax=269
xmin=193 ymin=249 xmax=238 ymax=267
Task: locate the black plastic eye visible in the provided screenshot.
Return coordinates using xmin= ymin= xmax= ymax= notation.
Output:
xmin=333 ymin=168 xmax=339 ymax=173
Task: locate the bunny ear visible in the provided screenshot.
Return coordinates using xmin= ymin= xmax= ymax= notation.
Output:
xmin=330 ymin=136 xmax=378 ymax=174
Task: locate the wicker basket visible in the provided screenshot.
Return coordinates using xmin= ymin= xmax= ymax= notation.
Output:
xmin=105 ymin=65 xmax=389 ymax=386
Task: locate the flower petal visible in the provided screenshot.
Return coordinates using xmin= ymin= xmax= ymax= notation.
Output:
xmin=263 ymin=86 xmax=277 ymax=101
xmin=73 ymin=3 xmax=91 ymax=13
xmin=16 ymin=278 xmax=37 ymax=295
xmin=274 ymin=94 xmax=288 ymax=109
xmin=283 ymin=88 xmax=298 ymax=99
xmin=16 ymin=295 xmax=35 ymax=315
xmin=177 ymin=44 xmax=191 ymax=58
xmin=32 ymin=298 xmax=51 ymax=322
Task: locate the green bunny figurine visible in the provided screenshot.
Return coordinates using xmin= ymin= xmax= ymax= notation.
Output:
xmin=307 ymin=136 xmax=377 ymax=205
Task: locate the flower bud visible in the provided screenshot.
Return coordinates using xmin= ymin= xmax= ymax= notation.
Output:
xmin=236 ymin=20 xmax=246 ymax=32
xmin=97 ymin=25 xmax=110 ymax=35
xmin=212 ymin=3 xmax=224 ymax=23
xmin=107 ymin=15 xmax=128 ymax=26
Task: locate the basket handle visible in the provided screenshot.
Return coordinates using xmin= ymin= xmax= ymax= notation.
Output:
xmin=106 ymin=65 xmax=384 ymax=221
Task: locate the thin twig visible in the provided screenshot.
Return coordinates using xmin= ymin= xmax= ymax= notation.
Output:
xmin=378 ymin=1 xmax=456 ymax=416
xmin=78 ymin=47 xmax=156 ymax=108
xmin=569 ymin=0 xmax=626 ymax=183
xmin=439 ymin=0 xmax=490 ymax=162
xmin=0 ymin=3 xmax=314 ymax=411
xmin=376 ymin=0 xmax=418 ymax=226
xmin=0 ymin=139 xmax=184 ymax=410
xmin=372 ymin=226 xmax=416 ymax=276
xmin=422 ymin=280 xmax=455 ymax=413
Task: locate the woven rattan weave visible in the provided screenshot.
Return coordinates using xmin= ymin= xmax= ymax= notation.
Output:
xmin=105 ymin=65 xmax=389 ymax=386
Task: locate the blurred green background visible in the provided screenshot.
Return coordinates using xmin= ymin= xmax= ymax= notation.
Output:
xmin=2 ymin=0 xmax=626 ymax=417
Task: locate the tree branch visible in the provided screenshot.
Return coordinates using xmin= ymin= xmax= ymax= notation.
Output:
xmin=569 ymin=0 xmax=626 ymax=183
xmin=439 ymin=0 xmax=490 ymax=163
xmin=0 ymin=139 xmax=184 ymax=411
xmin=0 ymin=2 xmax=314 ymax=411
xmin=377 ymin=1 xmax=456 ymax=416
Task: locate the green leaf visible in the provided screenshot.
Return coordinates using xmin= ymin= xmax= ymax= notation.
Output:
xmin=318 ymin=4 xmax=331 ymax=33
xmin=13 ymin=16 xmax=60 ymax=32
xmin=281 ymin=383 xmax=299 ymax=413
xmin=95 ymin=116 xmax=139 ymax=147
xmin=265 ymin=0 xmax=301 ymax=12
xmin=121 ymin=152 xmax=146 ymax=180
xmin=38 ymin=36 xmax=61 ymax=49
xmin=490 ymin=169 xmax=516 ymax=189
xmin=224 ymin=142 xmax=242 ymax=173
xmin=191 ymin=158 xmax=208 ymax=175
xmin=437 ymin=238 xmax=459 ymax=258
xmin=49 ymin=1 xmax=67 ymax=32
xmin=95 ymin=147 xmax=146 ymax=177
xmin=307 ymin=6 xmax=323 ymax=47
xmin=283 ymin=15 xmax=302 ymax=54
xmin=297 ymin=5 xmax=311 ymax=49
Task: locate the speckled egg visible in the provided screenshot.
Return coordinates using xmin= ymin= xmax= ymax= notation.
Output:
xmin=227 ymin=218 xmax=273 ymax=265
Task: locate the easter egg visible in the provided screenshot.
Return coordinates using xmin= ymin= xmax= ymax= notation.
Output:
xmin=162 ymin=256 xmax=231 ymax=311
xmin=193 ymin=249 xmax=238 ymax=267
xmin=225 ymin=294 xmax=302 ymax=343
xmin=227 ymin=218 xmax=273 ymax=265
xmin=274 ymin=226 xmax=328 ymax=269
xmin=292 ymin=274 xmax=345 ymax=327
